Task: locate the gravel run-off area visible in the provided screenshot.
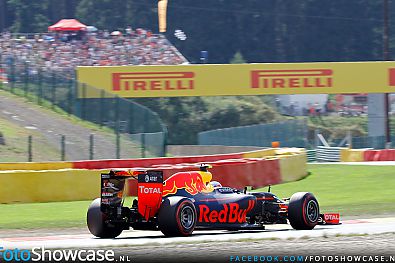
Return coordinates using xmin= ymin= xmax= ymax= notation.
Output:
xmin=91 ymin=233 xmax=395 ymax=263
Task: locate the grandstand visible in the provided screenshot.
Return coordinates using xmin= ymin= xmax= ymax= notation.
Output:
xmin=0 ymin=27 xmax=188 ymax=160
xmin=0 ymin=29 xmax=187 ymax=77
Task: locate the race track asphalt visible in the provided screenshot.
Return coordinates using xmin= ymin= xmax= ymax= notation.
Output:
xmin=2 ymin=217 xmax=395 ymax=250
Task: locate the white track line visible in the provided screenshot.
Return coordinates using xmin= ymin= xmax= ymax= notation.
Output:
xmin=2 ymin=217 xmax=395 ymax=249
xmin=311 ymin=162 xmax=395 ymax=165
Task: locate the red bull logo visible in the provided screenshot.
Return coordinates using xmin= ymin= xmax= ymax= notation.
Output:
xmin=251 ymin=69 xmax=333 ymax=89
xmin=162 ymin=171 xmax=213 ymax=196
xmin=198 ymin=200 xmax=256 ymax=223
xmin=112 ymin=72 xmax=195 ymax=91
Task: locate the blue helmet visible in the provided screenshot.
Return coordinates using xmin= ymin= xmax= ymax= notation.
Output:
xmin=209 ymin=181 xmax=222 ymax=189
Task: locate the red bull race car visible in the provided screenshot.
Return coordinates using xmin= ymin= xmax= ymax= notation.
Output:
xmin=87 ymin=165 xmax=340 ymax=238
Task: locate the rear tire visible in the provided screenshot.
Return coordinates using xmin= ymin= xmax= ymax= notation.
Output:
xmin=158 ymin=197 xmax=197 ymax=237
xmin=87 ymin=198 xmax=123 ymax=238
xmin=288 ymin=192 xmax=319 ymax=230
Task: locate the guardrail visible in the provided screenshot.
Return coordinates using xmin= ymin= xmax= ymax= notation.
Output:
xmin=306 ymin=149 xmax=317 ymax=162
xmin=316 ymin=146 xmax=345 ymax=162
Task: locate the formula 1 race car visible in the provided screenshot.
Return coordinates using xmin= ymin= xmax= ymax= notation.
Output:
xmin=87 ymin=165 xmax=340 ymax=238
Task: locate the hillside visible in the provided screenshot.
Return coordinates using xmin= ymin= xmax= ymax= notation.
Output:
xmin=0 ymin=90 xmax=142 ymax=162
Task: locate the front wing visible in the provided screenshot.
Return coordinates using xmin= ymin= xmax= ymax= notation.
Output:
xmin=318 ymin=213 xmax=341 ymax=225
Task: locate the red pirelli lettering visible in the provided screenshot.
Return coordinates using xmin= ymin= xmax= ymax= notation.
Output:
xmin=251 ymin=69 xmax=333 ymax=89
xmin=112 ymin=72 xmax=195 ymax=91
xmin=389 ymin=68 xmax=395 ymax=86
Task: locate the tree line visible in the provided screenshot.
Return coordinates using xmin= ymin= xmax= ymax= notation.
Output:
xmin=1 ymin=0 xmax=393 ymax=63
xmin=1 ymin=0 xmax=394 ymax=144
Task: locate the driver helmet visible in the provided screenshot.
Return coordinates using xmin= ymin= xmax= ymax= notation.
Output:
xmin=209 ymin=181 xmax=222 ymax=189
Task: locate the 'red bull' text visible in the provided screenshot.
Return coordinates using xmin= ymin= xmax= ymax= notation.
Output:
xmin=198 ymin=201 xmax=255 ymax=224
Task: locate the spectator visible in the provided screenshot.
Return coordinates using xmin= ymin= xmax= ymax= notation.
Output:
xmin=125 ymin=26 xmax=133 ymax=37
xmin=309 ymin=104 xmax=316 ymax=116
xmin=0 ymin=28 xmax=188 ymax=78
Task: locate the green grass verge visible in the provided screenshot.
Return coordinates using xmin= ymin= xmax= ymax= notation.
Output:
xmin=0 ymin=197 xmax=135 ymax=230
xmin=0 ymin=164 xmax=394 ymax=229
xmin=0 ymin=89 xmax=152 ymax=161
xmin=0 ymin=201 xmax=91 ymax=229
xmin=0 ymin=88 xmax=116 ymax=134
xmin=257 ymin=164 xmax=395 ymax=216
xmin=0 ymin=118 xmax=61 ymax=162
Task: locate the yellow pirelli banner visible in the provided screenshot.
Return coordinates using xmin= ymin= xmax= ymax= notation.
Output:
xmin=76 ymin=61 xmax=395 ymax=98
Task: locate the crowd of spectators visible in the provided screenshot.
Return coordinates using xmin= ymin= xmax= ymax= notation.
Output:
xmin=0 ymin=27 xmax=188 ymax=77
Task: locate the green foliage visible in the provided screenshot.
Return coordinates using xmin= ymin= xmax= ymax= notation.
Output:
xmin=7 ymin=0 xmax=50 ymax=32
xmin=204 ymin=97 xmax=280 ymax=130
xmin=75 ymin=0 xmax=138 ymax=30
xmin=1 ymin=1 xmax=392 ymax=62
xmin=230 ymin=51 xmax=246 ymax=64
xmin=165 ymin=0 xmax=389 ymax=63
xmin=305 ymin=115 xmax=368 ymax=141
xmin=135 ymin=96 xmax=283 ymax=144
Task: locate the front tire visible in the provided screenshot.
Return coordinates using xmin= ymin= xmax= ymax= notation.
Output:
xmin=87 ymin=198 xmax=123 ymax=238
xmin=158 ymin=197 xmax=197 ymax=237
xmin=288 ymin=192 xmax=319 ymax=230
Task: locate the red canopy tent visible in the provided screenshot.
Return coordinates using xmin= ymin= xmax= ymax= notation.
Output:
xmin=48 ymin=19 xmax=87 ymax=31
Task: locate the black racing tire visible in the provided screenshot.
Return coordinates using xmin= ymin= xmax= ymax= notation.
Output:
xmin=158 ymin=197 xmax=197 ymax=237
xmin=87 ymin=198 xmax=123 ymax=238
xmin=288 ymin=192 xmax=319 ymax=230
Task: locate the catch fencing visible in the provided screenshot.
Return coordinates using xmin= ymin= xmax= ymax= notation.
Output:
xmin=0 ymin=56 xmax=167 ymax=159
xmin=332 ymin=135 xmax=395 ymax=149
xmin=198 ymin=119 xmax=308 ymax=148
xmin=0 ymin=133 xmax=158 ymax=162
xmin=198 ymin=119 xmax=395 ymax=163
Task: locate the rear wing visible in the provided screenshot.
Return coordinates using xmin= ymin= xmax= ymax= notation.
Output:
xmin=137 ymin=170 xmax=163 ymax=220
xmin=100 ymin=171 xmax=130 ymax=209
xmin=100 ymin=169 xmax=163 ymax=220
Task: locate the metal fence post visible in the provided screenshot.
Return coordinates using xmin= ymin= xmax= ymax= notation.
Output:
xmin=89 ymin=134 xmax=94 ymax=160
xmin=37 ymin=69 xmax=42 ymax=105
xmin=162 ymin=131 xmax=167 ymax=157
xmin=115 ymin=96 xmax=121 ymax=159
xmin=68 ymin=78 xmax=73 ymax=116
xmin=10 ymin=61 xmax=15 ymax=93
xmin=61 ymin=135 xmax=66 ymax=161
xmin=51 ymin=71 xmax=56 ymax=110
xmin=81 ymin=83 xmax=87 ymax=120
xmin=128 ymin=101 xmax=134 ymax=134
xmin=115 ymin=96 xmax=120 ymax=125
xmin=303 ymin=118 xmax=309 ymax=149
xmin=314 ymin=129 xmax=320 ymax=148
xmin=100 ymin=90 xmax=105 ymax=127
xmin=24 ymin=61 xmax=28 ymax=97
xmin=116 ymin=131 xmax=121 ymax=159
xmin=28 ymin=135 xmax=32 ymax=162
xmin=141 ymin=133 xmax=146 ymax=158
xmin=347 ymin=130 xmax=352 ymax=149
